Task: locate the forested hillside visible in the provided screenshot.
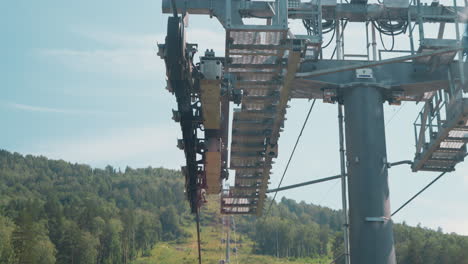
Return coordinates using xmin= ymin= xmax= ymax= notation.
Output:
xmin=0 ymin=150 xmax=467 ymax=264
xmin=244 ymin=198 xmax=468 ymax=264
xmin=0 ymin=150 xmax=191 ymax=264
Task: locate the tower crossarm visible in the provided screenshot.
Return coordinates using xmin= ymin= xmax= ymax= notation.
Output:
xmin=162 ymin=0 xmax=468 ymax=26
xmin=293 ymin=60 xmax=468 ymax=102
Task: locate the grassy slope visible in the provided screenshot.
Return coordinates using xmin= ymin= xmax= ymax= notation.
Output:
xmin=132 ymin=196 xmax=331 ymax=264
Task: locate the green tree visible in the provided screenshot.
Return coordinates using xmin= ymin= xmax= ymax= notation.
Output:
xmin=30 ymin=236 xmax=56 ymax=264
xmin=76 ymin=231 xmax=99 ymax=264
xmin=0 ymin=215 xmax=16 ymax=264
xmin=160 ymin=206 xmax=181 ymax=241
xmin=101 ymin=218 xmax=123 ymax=264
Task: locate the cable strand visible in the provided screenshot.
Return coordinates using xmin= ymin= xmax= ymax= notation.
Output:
xmin=264 ymin=99 xmax=318 ymax=217
xmin=392 ymin=171 xmax=448 ymax=216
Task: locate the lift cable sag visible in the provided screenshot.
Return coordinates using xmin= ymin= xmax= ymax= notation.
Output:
xmin=392 ymin=153 xmax=468 ymax=216
xmin=328 ymin=253 xmax=345 ymax=264
xmin=264 ymin=99 xmax=317 ymax=217
xmin=385 ymin=102 xmax=407 ymax=126
xmin=392 ymin=171 xmax=448 ymax=217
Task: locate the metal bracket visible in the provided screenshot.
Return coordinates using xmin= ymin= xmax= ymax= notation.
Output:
xmin=365 ymin=216 xmax=390 ymax=222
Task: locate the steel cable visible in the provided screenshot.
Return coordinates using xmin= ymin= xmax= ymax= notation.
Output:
xmin=392 ymin=171 xmax=448 ymax=216
xmin=264 ymin=99 xmax=318 ymax=217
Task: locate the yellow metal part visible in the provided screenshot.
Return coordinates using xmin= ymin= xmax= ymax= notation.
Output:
xmin=205 ymin=151 xmax=221 ymax=194
xmin=200 ymin=79 xmax=221 ymax=130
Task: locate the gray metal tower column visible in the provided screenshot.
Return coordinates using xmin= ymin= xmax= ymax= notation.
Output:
xmin=343 ymin=86 xmax=396 ymax=264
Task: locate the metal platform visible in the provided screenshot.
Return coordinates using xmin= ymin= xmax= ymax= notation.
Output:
xmin=412 ymin=92 xmax=468 ymax=172
xmin=221 ymin=22 xmax=304 ymax=215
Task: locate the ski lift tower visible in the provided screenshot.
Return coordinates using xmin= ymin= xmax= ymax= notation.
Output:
xmin=160 ymin=1 xmax=468 ymax=263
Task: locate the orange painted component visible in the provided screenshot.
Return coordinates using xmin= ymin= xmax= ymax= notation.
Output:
xmin=200 ymin=80 xmax=221 ymax=130
xmin=205 ymin=151 xmax=221 ymax=194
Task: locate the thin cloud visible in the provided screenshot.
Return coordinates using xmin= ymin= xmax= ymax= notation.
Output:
xmin=425 ymin=218 xmax=468 ymax=236
xmin=6 ymin=102 xmax=122 ymax=116
xmin=38 ymin=28 xmax=225 ymax=80
xmin=76 ymin=27 xmax=225 ymax=55
xmin=186 ymin=28 xmax=226 ymax=56
xmin=40 ymin=48 xmax=163 ymax=80
xmin=35 ymin=125 xmax=184 ymax=169
xmin=31 ymin=21 xmax=230 ymax=89
xmin=9 ymin=103 xmax=69 ymax=114
xmin=74 ymin=28 xmax=165 ymax=48
xmin=458 ymin=162 xmax=468 ymax=186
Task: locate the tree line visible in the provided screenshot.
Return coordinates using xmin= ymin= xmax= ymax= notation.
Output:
xmin=238 ymin=197 xmax=468 ymax=264
xmin=1 ymin=149 xmax=467 ymax=263
xmin=0 ymin=150 xmax=191 ymax=264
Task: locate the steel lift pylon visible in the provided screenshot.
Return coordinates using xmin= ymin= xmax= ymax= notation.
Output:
xmin=160 ymin=1 xmax=468 ymax=264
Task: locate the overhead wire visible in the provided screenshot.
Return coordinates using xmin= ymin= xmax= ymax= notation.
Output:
xmin=371 ymin=7 xmax=408 ymax=52
xmin=303 ymin=19 xmax=336 ymax=35
xmin=302 ymin=18 xmax=336 ymax=51
xmin=330 ymin=20 xmax=349 ymax=59
xmin=322 ymin=26 xmax=337 ymax=49
xmin=317 ymin=179 xmax=340 ymax=206
xmin=373 ymin=20 xmax=407 ymax=36
xmin=264 ymin=99 xmax=318 ymax=217
xmin=392 ymin=171 xmax=449 ymax=216
xmin=378 ymin=27 xmax=395 ymax=51
xmin=385 ymin=102 xmax=407 ymax=126
xmin=328 ymin=253 xmax=345 ymax=264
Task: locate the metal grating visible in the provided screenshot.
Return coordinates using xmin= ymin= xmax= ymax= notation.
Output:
xmin=230 ymin=31 xmax=283 ymax=45
xmin=222 ymin=26 xmax=293 ymax=215
xmin=413 ymin=97 xmax=468 ymax=172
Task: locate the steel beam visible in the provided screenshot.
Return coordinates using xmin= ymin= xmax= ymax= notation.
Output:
xmin=296 ymin=47 xmax=461 ymax=78
xmin=292 ymin=58 xmax=468 ymax=101
xmin=162 ymin=0 xmax=468 ymax=24
xmin=350 ymin=0 xmax=368 ymax=4
xmin=265 ymin=175 xmax=342 ymax=193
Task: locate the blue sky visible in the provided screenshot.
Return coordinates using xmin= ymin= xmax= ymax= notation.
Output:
xmin=1 ymin=0 xmax=467 ymax=235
